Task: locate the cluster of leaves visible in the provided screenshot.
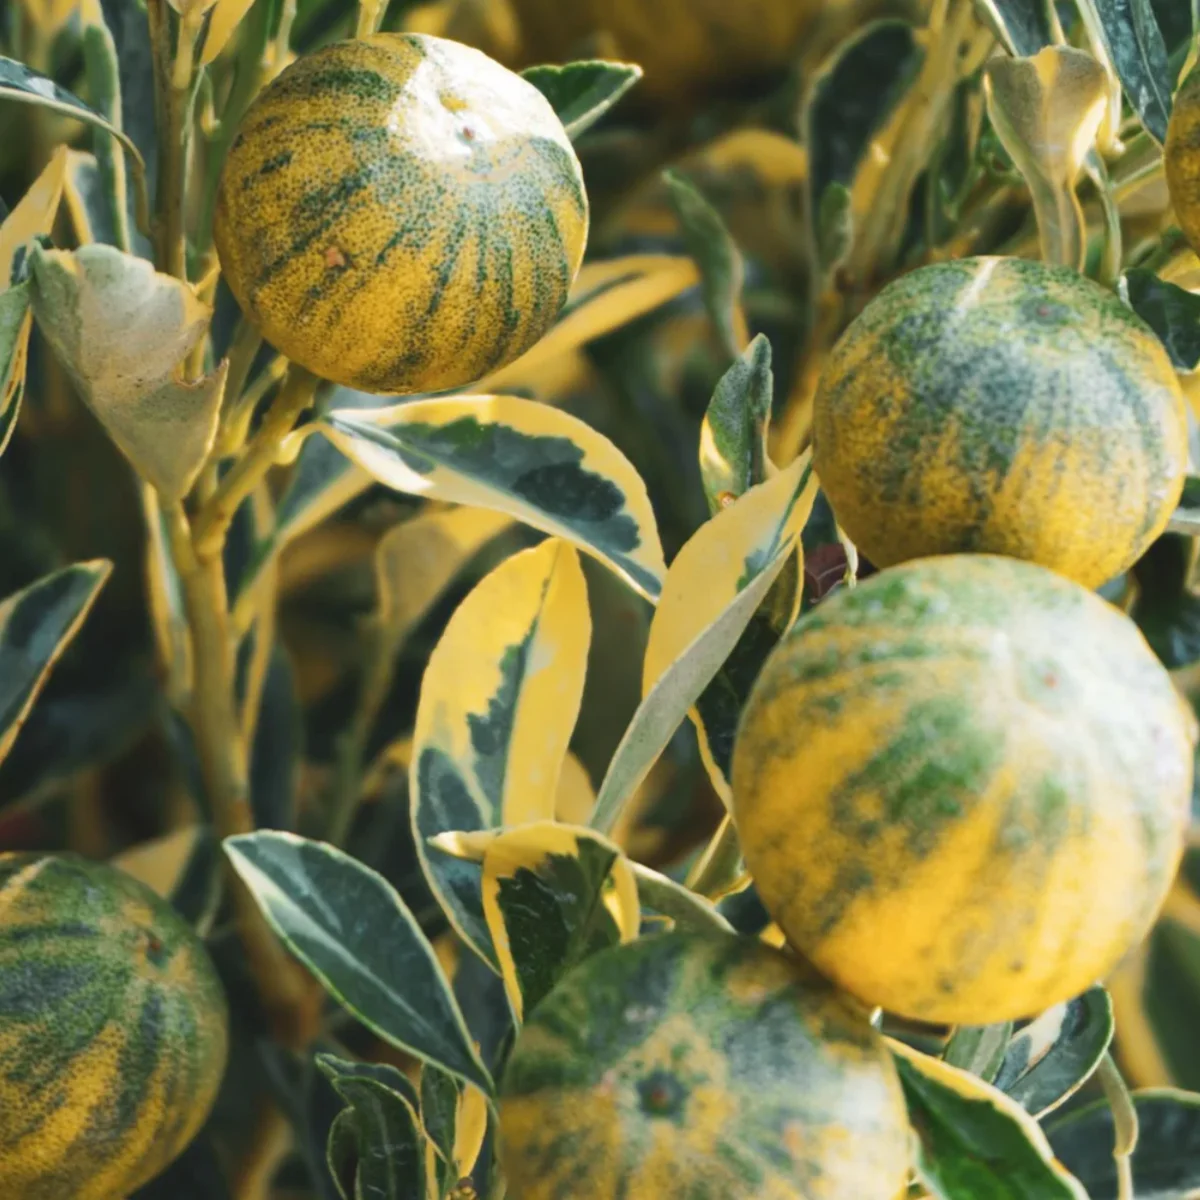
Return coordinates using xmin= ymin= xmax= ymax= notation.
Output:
xmin=1 ymin=0 xmax=1200 ymax=1197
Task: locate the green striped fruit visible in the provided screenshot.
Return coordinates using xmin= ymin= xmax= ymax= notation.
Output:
xmin=0 ymin=854 xmax=229 ymax=1200
xmin=214 ymin=32 xmax=588 ymax=395
xmin=812 ymin=257 xmax=1188 ymax=588
xmin=1167 ymin=61 xmax=1200 ymax=256
xmin=732 ymin=554 xmax=1195 ymax=1026
xmin=499 ymin=930 xmax=910 ymax=1199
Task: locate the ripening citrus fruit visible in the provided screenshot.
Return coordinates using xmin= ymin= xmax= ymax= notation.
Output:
xmin=0 ymin=854 xmax=229 ymax=1200
xmin=1167 ymin=61 xmax=1200 ymax=256
xmin=812 ymin=257 xmax=1188 ymax=588
xmin=499 ymin=930 xmax=911 ymax=1199
xmin=732 ymin=555 xmax=1194 ymax=1026
xmin=214 ymin=33 xmax=588 ymax=395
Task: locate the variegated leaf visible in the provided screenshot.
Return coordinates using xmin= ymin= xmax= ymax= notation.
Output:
xmin=0 ymin=144 xmax=67 ymax=287
xmin=983 ymin=47 xmax=1109 ymax=271
xmin=225 ymin=831 xmax=493 ymax=1093
xmin=0 ymin=561 xmax=112 ymax=767
xmin=482 ymin=254 xmax=700 ymax=393
xmin=521 ymin=60 xmax=643 ymax=139
xmin=642 ymin=454 xmax=816 ymax=804
xmin=28 ymin=243 xmax=225 ymax=500
xmin=630 ymin=862 xmax=734 ymax=933
xmin=699 ymin=334 xmax=773 ymax=514
xmin=321 ymin=395 xmax=665 ymax=601
xmin=411 ymin=540 xmax=591 ymax=967
xmin=479 ymin=821 xmax=638 ymax=1022
xmin=375 ymin=507 xmax=514 ymax=647
xmin=891 ymin=1040 xmax=1089 ymax=1199
xmin=993 ymin=987 xmax=1114 ymax=1117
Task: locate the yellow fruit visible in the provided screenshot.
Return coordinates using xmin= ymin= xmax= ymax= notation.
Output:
xmin=731 ymin=555 xmax=1194 ymax=1026
xmin=214 ymin=32 xmax=588 ymax=395
xmin=0 ymin=854 xmax=229 ymax=1200
xmin=499 ymin=930 xmax=911 ymax=1199
xmin=1167 ymin=61 xmax=1200 ymax=256
xmin=813 ymin=256 xmax=1188 ymax=588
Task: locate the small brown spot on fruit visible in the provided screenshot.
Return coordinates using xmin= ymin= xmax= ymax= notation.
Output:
xmin=324 ymin=245 xmax=348 ymax=270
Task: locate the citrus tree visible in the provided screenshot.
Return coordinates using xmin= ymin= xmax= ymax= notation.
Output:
xmin=0 ymin=0 xmax=1199 ymax=1197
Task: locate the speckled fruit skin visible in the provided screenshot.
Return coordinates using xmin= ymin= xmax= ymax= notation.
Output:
xmin=214 ymin=33 xmax=588 ymax=395
xmin=499 ymin=930 xmax=910 ymax=1199
xmin=1167 ymin=62 xmax=1200 ymax=257
xmin=812 ymin=256 xmax=1188 ymax=588
xmin=732 ymin=555 xmax=1194 ymax=1026
xmin=0 ymin=854 xmax=229 ymax=1200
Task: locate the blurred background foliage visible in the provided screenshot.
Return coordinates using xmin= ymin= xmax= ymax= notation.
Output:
xmin=2 ymin=0 xmax=1200 ymax=1195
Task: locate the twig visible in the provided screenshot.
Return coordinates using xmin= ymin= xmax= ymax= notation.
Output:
xmin=163 ymin=501 xmax=321 ymax=1048
xmin=193 ymin=364 xmax=319 ymax=557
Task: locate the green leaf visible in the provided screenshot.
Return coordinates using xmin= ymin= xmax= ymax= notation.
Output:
xmin=326 ymin=1109 xmax=358 ymax=1200
xmin=1083 ymin=0 xmax=1173 ymax=142
xmin=80 ymin=6 xmax=131 ymax=252
xmin=0 ymin=55 xmax=148 ymax=232
xmin=943 ymin=1023 xmax=1014 ymax=1084
xmin=317 ymin=1059 xmax=426 ymax=1200
xmin=28 ymin=243 xmax=226 ymax=500
xmin=805 ymin=20 xmax=923 ymax=212
xmin=316 ymin=1053 xmax=421 ymax=1110
xmin=411 ymin=540 xmax=591 ymax=968
xmin=892 ymin=1042 xmax=1088 ymax=1200
xmin=1047 ymin=1088 xmax=1200 ymax=1197
xmin=520 ymin=60 xmax=643 ymax=139
xmin=699 ymin=334 xmax=772 ymax=515
xmin=589 ymin=462 xmax=815 ymax=835
xmin=992 ymin=987 xmax=1114 ymax=1117
xmin=321 ymin=395 xmax=665 ymax=602
xmin=1131 ymin=535 xmax=1200 ymax=668
xmin=973 ymin=0 xmax=1057 ymax=54
xmin=420 ymin=1065 xmax=460 ymax=1197
xmin=0 ymin=282 xmax=31 ymax=460
xmin=0 ymin=561 xmax=112 ymax=767
xmin=815 ymin=182 xmax=854 ymax=276
xmin=1122 ymin=269 xmax=1200 ymax=371
xmin=629 ymin=862 xmax=734 ymax=933
xmin=477 ymin=822 xmax=637 ymax=1022
xmin=224 ymin=831 xmax=494 ymax=1095
xmin=664 ymin=170 xmax=744 ymax=363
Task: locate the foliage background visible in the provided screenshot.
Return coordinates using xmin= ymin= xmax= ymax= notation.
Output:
xmin=1 ymin=0 xmax=1200 ymax=1196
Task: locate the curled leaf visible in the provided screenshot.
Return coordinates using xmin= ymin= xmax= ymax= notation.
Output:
xmin=984 ymin=47 xmax=1109 ymax=271
xmin=28 ymin=243 xmax=224 ymax=499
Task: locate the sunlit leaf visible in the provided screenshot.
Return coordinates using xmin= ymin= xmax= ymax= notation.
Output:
xmin=1047 ymin=1088 xmax=1200 ymax=1198
xmin=891 ymin=1040 xmax=1089 ymax=1199
xmin=375 ymin=507 xmax=513 ymax=647
xmin=984 ymin=47 xmax=1109 ymax=271
xmin=201 ymin=0 xmax=259 ymax=64
xmin=0 ymin=144 xmax=67 ymax=288
xmin=521 ymin=60 xmax=642 ymax=139
xmin=588 ymin=467 xmax=812 ymax=835
xmin=28 ymin=243 xmax=225 ymax=500
xmin=482 ymin=254 xmax=699 ymax=393
xmin=0 ymin=57 xmax=147 ymax=229
xmin=480 ymin=821 xmax=638 ymax=1022
xmin=411 ymin=540 xmax=591 ymax=966
xmin=973 ymin=0 xmax=1057 ymax=55
xmin=699 ymin=334 xmax=773 ymax=514
xmin=992 ymin=988 xmax=1114 ymax=1117
xmin=225 ymin=831 xmax=493 ymax=1093
xmin=0 ymin=561 xmax=112 ymax=768
xmin=642 ymin=456 xmax=816 ymax=803
xmin=321 ymin=394 xmax=665 ymax=600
